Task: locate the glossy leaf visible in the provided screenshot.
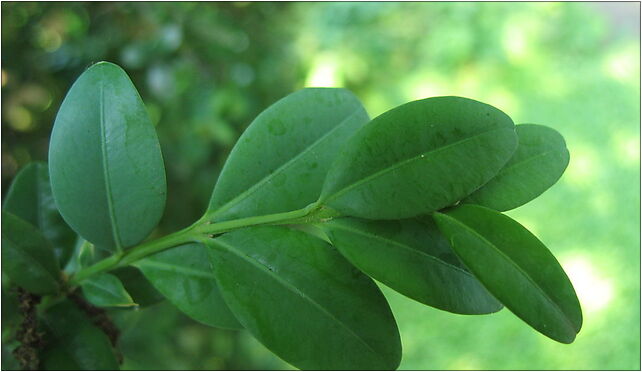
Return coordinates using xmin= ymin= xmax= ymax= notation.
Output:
xmin=433 ymin=204 xmax=582 ymax=343
xmin=81 ymin=273 xmax=137 ymax=308
xmin=49 ymin=61 xmax=166 ymax=251
xmin=207 ymin=226 xmax=402 ymax=370
xmin=322 ymin=217 xmax=502 ymax=314
xmin=320 ymin=96 xmax=517 ymax=219
xmin=136 ymin=243 xmax=241 ymax=329
xmin=41 ymin=299 xmax=120 ymax=370
xmin=463 ymin=124 xmax=570 ymax=211
xmin=3 ymin=162 xmax=76 ymax=266
xmin=1 ymin=211 xmax=60 ymax=295
xmin=112 ymin=266 xmax=164 ymax=307
xmin=207 ymin=88 xmax=369 ymax=222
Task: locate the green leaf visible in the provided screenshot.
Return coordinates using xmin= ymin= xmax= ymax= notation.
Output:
xmin=136 ymin=243 xmax=241 ymax=330
xmin=40 ymin=343 xmax=84 ymax=370
xmin=48 ymin=61 xmax=166 ymax=251
xmin=322 ymin=216 xmax=502 ymax=314
xmin=41 ymin=299 xmax=120 ymax=370
xmin=1 ymin=211 xmax=60 ymax=295
xmin=81 ymin=273 xmax=137 ymax=308
xmin=112 ymin=266 xmax=164 ymax=307
xmin=206 ymin=226 xmax=402 ymax=370
xmin=320 ymin=96 xmax=517 ymax=219
xmin=3 ymin=162 xmax=76 ymax=267
xmin=433 ymin=204 xmax=582 ymax=343
xmin=463 ymin=124 xmax=570 ymax=211
xmin=206 ymin=88 xmax=369 ymax=222
xmin=1 ymin=289 xmax=20 ymax=330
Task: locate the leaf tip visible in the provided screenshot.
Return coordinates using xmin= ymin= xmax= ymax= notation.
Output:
xmin=87 ymin=61 xmax=125 ymax=74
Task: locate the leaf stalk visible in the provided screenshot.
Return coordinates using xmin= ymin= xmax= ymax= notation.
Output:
xmin=67 ymin=202 xmax=341 ymax=286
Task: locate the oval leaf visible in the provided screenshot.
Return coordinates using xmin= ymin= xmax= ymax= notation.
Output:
xmin=112 ymin=266 xmax=164 ymax=307
xmin=3 ymin=162 xmax=76 ymax=266
xmin=433 ymin=204 xmax=582 ymax=343
xmin=136 ymin=243 xmax=241 ymax=330
xmin=320 ymin=96 xmax=517 ymax=219
xmin=81 ymin=273 xmax=137 ymax=308
xmin=206 ymin=88 xmax=369 ymax=222
xmin=322 ymin=216 xmax=502 ymax=314
xmin=1 ymin=211 xmax=60 ymax=295
xmin=49 ymin=61 xmax=166 ymax=251
xmin=41 ymin=299 xmax=120 ymax=370
xmin=463 ymin=124 xmax=570 ymax=211
xmin=206 ymin=226 xmax=401 ymax=370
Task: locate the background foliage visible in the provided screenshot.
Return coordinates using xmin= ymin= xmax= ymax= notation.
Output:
xmin=2 ymin=2 xmax=639 ymax=369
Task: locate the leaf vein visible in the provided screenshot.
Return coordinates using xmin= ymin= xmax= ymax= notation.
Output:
xmin=438 ymin=212 xmax=576 ymax=333
xmin=136 ymin=260 xmax=216 ymax=279
xmin=327 ymin=221 xmax=473 ymax=277
xmin=213 ymin=239 xmax=384 ymax=361
xmin=324 ymin=127 xmax=509 ymax=203
xmin=496 ymin=149 xmax=566 ymax=178
xmin=209 ymin=108 xmax=365 ymax=220
xmin=99 ymin=71 xmax=122 ymax=251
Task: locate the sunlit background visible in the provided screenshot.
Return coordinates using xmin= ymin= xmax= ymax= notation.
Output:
xmin=2 ymin=2 xmax=640 ymax=370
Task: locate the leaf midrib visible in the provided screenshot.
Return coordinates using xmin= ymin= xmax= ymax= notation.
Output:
xmin=213 ymin=239 xmax=385 ymax=363
xmin=495 ymin=148 xmax=566 ymax=179
xmin=323 ymin=126 xmax=509 ymax=203
xmin=438 ymin=212 xmax=577 ymax=333
xmin=136 ymin=259 xmax=216 ymax=280
xmin=99 ymin=71 xmax=122 ymax=250
xmin=327 ymin=221 xmax=474 ymax=278
xmin=209 ymin=108 xmax=365 ymax=220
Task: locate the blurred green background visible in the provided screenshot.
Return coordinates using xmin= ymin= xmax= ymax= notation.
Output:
xmin=2 ymin=2 xmax=640 ymax=370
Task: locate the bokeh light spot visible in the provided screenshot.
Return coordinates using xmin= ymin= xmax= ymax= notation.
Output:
xmin=231 ymin=63 xmax=255 ymax=87
xmin=590 ymin=191 xmax=614 ymax=214
xmin=406 ymin=72 xmax=448 ymax=101
xmin=305 ymin=54 xmax=342 ymax=87
xmin=36 ymin=27 xmax=62 ymax=52
xmin=564 ymin=144 xmax=600 ymax=186
xmin=503 ymin=23 xmax=527 ymax=62
xmin=1 ymin=69 xmax=8 ymax=87
xmin=611 ymin=130 xmax=640 ymax=167
xmin=486 ymin=88 xmax=520 ymax=118
xmin=449 ymin=354 xmax=480 ymax=370
xmin=604 ymin=44 xmax=640 ymax=83
xmin=562 ymin=255 xmax=613 ymax=313
xmin=7 ymin=105 xmax=33 ymax=132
